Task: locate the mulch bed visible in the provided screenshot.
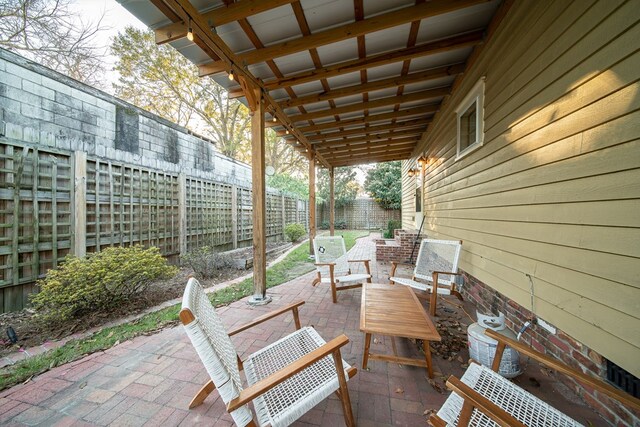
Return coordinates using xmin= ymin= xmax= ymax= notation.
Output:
xmin=0 ymin=242 xmax=287 ymax=356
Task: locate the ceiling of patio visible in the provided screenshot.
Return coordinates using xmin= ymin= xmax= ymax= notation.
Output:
xmin=117 ymin=0 xmax=503 ymax=167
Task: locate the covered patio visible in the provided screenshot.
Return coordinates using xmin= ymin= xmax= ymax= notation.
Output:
xmin=0 ymin=234 xmax=604 ymax=426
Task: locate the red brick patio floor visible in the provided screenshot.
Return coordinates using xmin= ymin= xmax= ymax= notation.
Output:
xmin=0 ymin=234 xmax=604 ymax=426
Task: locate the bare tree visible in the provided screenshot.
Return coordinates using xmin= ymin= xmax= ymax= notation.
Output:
xmin=0 ymin=0 xmax=106 ymax=86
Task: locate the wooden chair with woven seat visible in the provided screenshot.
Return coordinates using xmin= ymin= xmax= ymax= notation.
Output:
xmin=389 ymin=238 xmax=463 ymax=316
xmin=429 ymin=328 xmax=640 ymax=426
xmin=312 ymin=235 xmax=371 ymax=303
xmin=180 ymin=277 xmax=357 ymax=427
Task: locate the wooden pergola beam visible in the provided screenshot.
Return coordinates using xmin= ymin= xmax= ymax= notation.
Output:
xmin=322 ymin=142 xmax=416 ymax=158
xmin=311 ymin=130 xmax=423 ymax=147
xmin=197 ymin=0 xmax=488 ymax=75
xmin=313 ymin=135 xmax=419 ymax=149
xmin=331 ymin=152 xmax=413 ymax=167
xmin=154 ymin=0 xmax=297 ymax=44
xmin=305 ymin=119 xmax=428 ymax=141
xmin=289 ymin=89 xmax=446 ymax=123
xmin=250 ymin=31 xmax=484 ymax=89
xmin=272 ymin=105 xmax=437 ymax=131
xmin=278 ymin=64 xmax=464 ymax=109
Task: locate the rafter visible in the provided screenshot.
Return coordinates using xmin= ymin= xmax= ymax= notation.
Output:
xmin=154 ymin=0 xmax=298 ymax=44
xmin=196 ymin=0 xmax=489 ymax=74
xmin=278 ymin=64 xmax=464 ymax=109
xmin=272 ymin=105 xmax=437 ymax=132
xmin=288 ymin=89 xmax=446 ymax=123
xmin=331 ymin=152 xmax=413 ymax=167
xmin=321 ymin=142 xmax=416 ymax=158
xmin=313 ymin=135 xmax=419 ymax=149
xmin=201 ymin=29 xmax=482 ymax=84
xmin=306 ymin=119 xmax=428 ymax=141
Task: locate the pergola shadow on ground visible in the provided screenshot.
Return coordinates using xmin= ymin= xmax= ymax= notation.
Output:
xmin=0 ymin=234 xmax=603 ymax=426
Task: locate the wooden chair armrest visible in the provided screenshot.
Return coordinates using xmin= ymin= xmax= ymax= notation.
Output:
xmin=444 ymin=376 xmax=527 ymax=427
xmin=227 ymin=334 xmax=350 ymax=412
xmin=485 ymin=329 xmax=640 ymax=411
xmin=228 ymin=301 xmax=305 ymax=336
xmin=347 ymin=259 xmax=370 ymax=263
xmin=314 ymin=262 xmax=336 ymax=267
xmin=432 ymin=271 xmax=461 ymax=276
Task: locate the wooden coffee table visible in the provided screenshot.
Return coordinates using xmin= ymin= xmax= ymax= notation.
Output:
xmin=360 ymin=283 xmax=441 ymax=378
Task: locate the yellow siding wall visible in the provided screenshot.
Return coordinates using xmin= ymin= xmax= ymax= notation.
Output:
xmin=408 ymin=0 xmax=640 ymax=376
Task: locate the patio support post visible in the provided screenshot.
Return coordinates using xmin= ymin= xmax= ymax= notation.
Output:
xmin=248 ymin=88 xmax=270 ymax=305
xmin=73 ymin=151 xmax=87 ymax=257
xmin=309 ymin=151 xmax=316 ymax=255
xmin=329 ymin=166 xmax=335 ymax=236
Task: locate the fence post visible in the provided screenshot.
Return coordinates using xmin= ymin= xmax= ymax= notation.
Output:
xmin=73 ymin=151 xmax=87 ymax=257
xmin=281 ymin=194 xmax=286 ymax=239
xmin=231 ymin=184 xmax=238 ymax=249
xmin=178 ymin=173 xmax=187 ymax=255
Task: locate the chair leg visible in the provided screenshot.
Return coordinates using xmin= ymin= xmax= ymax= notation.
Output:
xmin=331 ymin=281 xmax=338 ymax=303
xmin=332 ymin=350 xmax=355 ymax=427
xmin=312 ymin=273 xmax=321 ymax=287
xmin=188 ymin=380 xmax=216 ymax=409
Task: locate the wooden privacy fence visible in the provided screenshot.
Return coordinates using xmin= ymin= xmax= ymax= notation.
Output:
xmin=0 ymin=142 xmax=309 ymax=313
xmin=317 ymin=198 xmax=400 ymax=230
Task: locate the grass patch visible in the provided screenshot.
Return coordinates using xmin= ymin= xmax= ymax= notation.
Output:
xmin=0 ymin=230 xmax=369 ymax=390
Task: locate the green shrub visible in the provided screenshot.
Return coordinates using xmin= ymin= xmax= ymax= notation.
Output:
xmin=320 ymin=220 xmax=347 ymax=230
xmin=383 ymin=219 xmax=402 ymax=238
xmin=181 ymin=246 xmax=233 ymax=279
xmin=284 ymin=223 xmax=306 ymax=242
xmin=31 ymin=246 xmax=177 ymax=325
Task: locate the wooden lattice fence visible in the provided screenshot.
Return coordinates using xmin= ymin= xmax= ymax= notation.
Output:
xmin=0 ymin=141 xmax=309 ymax=313
xmin=317 ymin=198 xmax=400 ymax=230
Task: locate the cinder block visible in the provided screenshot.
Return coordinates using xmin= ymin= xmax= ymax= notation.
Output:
xmin=22 ymin=80 xmax=54 ymax=100
xmin=5 ymin=122 xmax=22 ymax=140
xmin=70 ymin=88 xmax=97 ymax=106
xmin=42 ymin=76 xmax=72 ymax=96
xmin=21 ymin=103 xmax=53 ymax=121
xmin=6 ymin=62 xmax=41 ymax=84
xmin=0 ymin=71 xmax=21 ymax=89
xmin=23 ymin=127 xmax=40 ymax=143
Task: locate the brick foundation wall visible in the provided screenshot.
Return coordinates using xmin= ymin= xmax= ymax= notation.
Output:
xmin=375 ymin=229 xmax=424 ymax=262
xmin=461 ymin=272 xmax=640 ymax=426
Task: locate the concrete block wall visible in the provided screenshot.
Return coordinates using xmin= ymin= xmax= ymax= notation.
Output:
xmin=0 ymin=48 xmax=252 ymax=187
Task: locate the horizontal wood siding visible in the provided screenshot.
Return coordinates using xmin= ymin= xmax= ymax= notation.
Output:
xmin=409 ymin=0 xmax=640 ymax=376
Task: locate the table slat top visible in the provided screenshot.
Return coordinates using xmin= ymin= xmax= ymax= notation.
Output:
xmin=360 ymin=283 xmax=441 ymax=341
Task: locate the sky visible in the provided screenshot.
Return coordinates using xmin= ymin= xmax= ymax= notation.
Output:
xmin=73 ymin=0 xmax=147 ymax=88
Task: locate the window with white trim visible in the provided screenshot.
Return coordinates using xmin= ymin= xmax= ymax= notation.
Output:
xmin=456 ymin=77 xmax=485 ymax=159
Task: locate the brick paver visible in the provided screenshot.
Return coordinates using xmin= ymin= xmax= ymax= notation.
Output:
xmin=0 ymin=233 xmax=604 ymax=426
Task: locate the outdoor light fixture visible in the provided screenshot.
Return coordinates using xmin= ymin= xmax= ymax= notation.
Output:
xmin=407 ymin=168 xmax=418 ymax=177
xmin=417 ymin=156 xmax=428 ymax=167
xmin=228 ymin=69 xmax=234 ymax=81
xmin=187 ymin=19 xmax=194 ymax=41
xmin=272 ymin=115 xmax=277 ymax=122
xmin=285 ymin=129 xmax=290 ymax=135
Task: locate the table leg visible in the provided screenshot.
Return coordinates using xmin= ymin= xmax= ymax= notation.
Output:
xmin=423 ymin=340 xmax=434 ymax=379
xmin=362 ymin=333 xmax=372 ymax=369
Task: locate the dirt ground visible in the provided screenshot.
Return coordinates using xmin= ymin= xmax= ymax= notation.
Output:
xmin=0 ymin=242 xmax=288 ymax=356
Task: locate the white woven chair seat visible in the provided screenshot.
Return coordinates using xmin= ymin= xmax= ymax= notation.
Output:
xmin=389 ymin=277 xmax=452 ymax=294
xmin=321 ymin=273 xmax=371 ymax=284
xmin=437 ymin=363 xmax=583 ymax=427
xmin=244 ymin=326 xmax=351 ymax=427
